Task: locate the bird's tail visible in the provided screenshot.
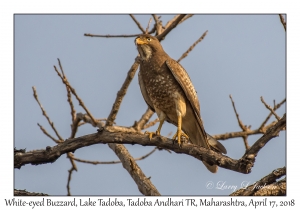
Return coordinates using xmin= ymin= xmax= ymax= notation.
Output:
xmin=182 ymin=110 xmax=226 ymax=173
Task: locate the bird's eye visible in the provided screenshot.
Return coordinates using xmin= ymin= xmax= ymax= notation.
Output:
xmin=147 ymin=38 xmax=151 ymax=41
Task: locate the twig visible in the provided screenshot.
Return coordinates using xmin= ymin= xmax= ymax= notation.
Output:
xmin=129 ymin=14 xmax=146 ymax=34
xmin=177 ymin=30 xmax=208 ymax=63
xmin=37 ymin=123 xmax=62 ymax=144
xmin=145 ymin=17 xmax=152 ymax=34
xmin=84 ymin=33 xmax=141 ymax=38
xmin=229 ymin=95 xmax=247 ymax=131
xmin=231 ymin=167 xmax=286 ymax=196
xmin=53 ymin=64 xmax=98 ymax=127
xmin=57 ymin=59 xmax=76 ymax=123
xmin=229 ymin=95 xmax=249 ymax=150
xmin=260 ymin=96 xmax=281 ymax=121
xmin=152 ymin=14 xmax=163 ymax=35
xmin=259 ymin=98 xmax=286 ymax=131
xmin=105 ymin=60 xmax=140 ymax=126
xmin=133 ymin=108 xmax=154 ymax=131
xmin=66 ymin=167 xmax=76 ymax=196
xmin=279 ymin=14 xmax=286 ymax=31
xmin=142 ymin=118 xmax=160 ymax=130
xmin=32 ymin=86 xmax=64 ymax=141
xmin=72 ymin=147 xmax=157 ymax=165
xmin=242 ymin=114 xmax=286 ymax=169
xmin=157 ymin=14 xmax=186 ymax=41
xmin=164 ymin=15 xmax=180 ymax=30
xmin=179 ymin=14 xmax=194 ymax=24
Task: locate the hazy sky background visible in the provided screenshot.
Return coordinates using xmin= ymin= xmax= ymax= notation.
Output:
xmin=14 ymin=14 xmax=286 ymax=195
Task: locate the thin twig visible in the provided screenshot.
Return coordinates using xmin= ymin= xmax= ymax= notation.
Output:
xmin=84 ymin=33 xmax=141 ymax=38
xmin=133 ymin=108 xmax=154 ymax=131
xmin=157 ymin=14 xmax=186 ymax=41
xmin=32 ymin=86 xmax=64 ymax=141
xmin=105 ymin=60 xmax=140 ymax=126
xmin=279 ymin=14 xmax=286 ymax=31
xmin=152 ymin=14 xmax=163 ymax=35
xmin=229 ymin=95 xmax=247 ymax=131
xmin=145 ymin=18 xmax=152 ymax=34
xmin=142 ymin=118 xmax=160 ymax=130
xmin=37 ymin=123 xmax=62 ymax=144
xmin=129 ymin=14 xmax=146 ymax=34
xmin=72 ymin=147 xmax=157 ymax=165
xmin=260 ymin=96 xmax=281 ymax=121
xmin=58 ymin=59 xmax=76 ymax=123
xmin=66 ymin=167 xmax=76 ymax=196
xmin=259 ymin=98 xmax=286 ymax=130
xmin=177 ymin=30 xmax=208 ymax=63
xmin=54 ymin=64 xmax=98 ymax=127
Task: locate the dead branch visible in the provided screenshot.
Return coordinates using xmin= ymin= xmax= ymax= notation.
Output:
xmin=14 ymin=189 xmax=49 ymax=196
xmin=279 ymin=14 xmax=286 ymax=31
xmin=133 ymin=108 xmax=154 ymax=131
xmin=260 ymin=96 xmax=281 ymax=121
xmin=152 ymin=14 xmax=163 ymax=35
xmin=84 ymin=33 xmax=141 ymax=38
xmin=177 ymin=30 xmax=208 ymax=63
xmin=129 ymin=14 xmax=146 ymax=34
xmin=54 ymin=63 xmax=98 ymax=127
xmin=259 ymin=98 xmax=285 ymax=131
xmin=14 ymin=114 xmax=285 ymax=175
xmin=229 ymin=95 xmax=250 ymax=149
xmin=142 ymin=118 xmax=160 ymax=130
xmin=32 ymin=86 xmax=64 ymax=141
xmin=37 ymin=123 xmax=62 ymax=144
xmin=58 ymin=59 xmax=76 ymax=123
xmin=157 ymin=14 xmax=186 ymax=41
xmin=230 ymin=167 xmax=286 ymax=196
xmin=145 ymin=17 xmax=152 ymax=34
xmin=241 ymin=114 xmax=286 ymax=173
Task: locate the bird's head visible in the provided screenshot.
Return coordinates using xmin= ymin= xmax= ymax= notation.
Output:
xmin=135 ymin=34 xmax=163 ymax=61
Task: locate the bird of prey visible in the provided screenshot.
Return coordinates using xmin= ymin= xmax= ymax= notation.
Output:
xmin=135 ymin=34 xmax=226 ymax=173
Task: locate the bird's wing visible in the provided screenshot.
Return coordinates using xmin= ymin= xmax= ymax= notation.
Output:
xmin=166 ymin=59 xmax=208 ymax=145
xmin=138 ymin=70 xmax=155 ymax=112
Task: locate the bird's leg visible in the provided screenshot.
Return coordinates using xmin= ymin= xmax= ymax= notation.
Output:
xmin=145 ymin=109 xmax=166 ymax=140
xmin=173 ymin=112 xmax=183 ymax=147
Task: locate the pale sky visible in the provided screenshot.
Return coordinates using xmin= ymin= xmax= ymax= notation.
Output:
xmin=14 ymin=14 xmax=286 ymax=195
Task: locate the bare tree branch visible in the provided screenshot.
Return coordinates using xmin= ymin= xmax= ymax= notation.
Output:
xmin=14 ymin=189 xmax=49 ymax=196
xmin=157 ymin=14 xmax=186 ymax=41
xmin=177 ymin=30 xmax=208 ymax=63
xmin=84 ymin=33 xmax=141 ymax=38
xmin=129 ymin=14 xmax=146 ymax=34
xmin=37 ymin=123 xmax=62 ymax=144
xmin=259 ymin=98 xmax=285 ymax=131
xmin=133 ymin=108 xmax=154 ymax=131
xmin=54 ymin=63 xmax=98 ymax=127
xmin=14 ymin=115 xmax=285 ymax=175
xmin=241 ymin=114 xmax=286 ymax=173
xmin=32 ymin=86 xmax=64 ymax=141
xmin=231 ymin=167 xmax=286 ymax=196
xmin=260 ymin=96 xmax=281 ymax=121
xmin=279 ymin=14 xmax=286 ymax=31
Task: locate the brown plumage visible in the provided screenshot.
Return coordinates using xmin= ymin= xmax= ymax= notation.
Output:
xmin=135 ymin=34 xmax=226 ymax=173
